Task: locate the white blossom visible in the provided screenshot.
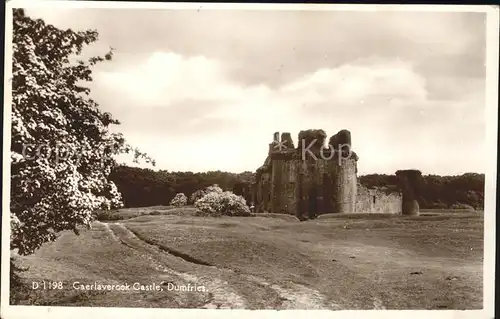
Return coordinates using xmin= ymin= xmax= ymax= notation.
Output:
xmin=194 ymin=190 xmax=250 ymax=217
xmin=170 ymin=193 xmax=188 ymax=207
xmin=10 ymin=9 xmax=149 ymax=256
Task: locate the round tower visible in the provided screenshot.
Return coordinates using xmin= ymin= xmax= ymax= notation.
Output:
xmin=335 ymin=156 xmax=358 ymax=214
xmin=395 ymin=169 xmax=423 ymax=216
xmin=326 ymin=129 xmax=358 ymax=214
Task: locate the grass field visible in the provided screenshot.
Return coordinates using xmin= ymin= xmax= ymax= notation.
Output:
xmin=11 ymin=207 xmax=484 ymax=310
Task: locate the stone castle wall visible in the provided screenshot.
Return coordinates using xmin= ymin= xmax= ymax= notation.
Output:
xmin=253 ymin=129 xmax=410 ymax=218
xmin=253 ymin=129 xmax=362 ymax=218
xmin=355 ymin=184 xmax=402 ymax=214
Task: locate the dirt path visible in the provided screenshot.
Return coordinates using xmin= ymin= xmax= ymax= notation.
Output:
xmin=100 ymin=221 xmax=341 ymax=309
xmin=94 ymin=221 xmax=118 ymax=241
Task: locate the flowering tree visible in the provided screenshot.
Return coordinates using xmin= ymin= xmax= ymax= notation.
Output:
xmin=205 ymin=184 xmax=223 ymax=194
xmin=10 ymin=9 xmax=153 ymax=256
xmin=189 ymin=184 xmax=223 ymax=205
xmin=194 ymin=190 xmax=251 ymax=217
xmin=170 ymin=193 xmax=187 ymax=207
xmin=189 ymin=189 xmax=206 ymax=204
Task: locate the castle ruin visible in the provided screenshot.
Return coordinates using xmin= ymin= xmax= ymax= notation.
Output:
xmin=252 ymin=129 xmax=421 ymax=219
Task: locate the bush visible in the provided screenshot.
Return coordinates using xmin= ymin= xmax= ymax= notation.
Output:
xmin=194 ymin=191 xmax=250 ymax=217
xmin=205 ymin=184 xmax=223 ymax=194
xmin=170 ymin=193 xmax=187 ymax=207
xmin=189 ymin=189 xmax=206 ymax=204
xmin=189 ymin=184 xmax=223 ymax=205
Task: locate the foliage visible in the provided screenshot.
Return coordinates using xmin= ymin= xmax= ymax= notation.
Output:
xmin=194 ymin=190 xmax=251 ymax=217
xmin=189 ymin=189 xmax=206 ymax=204
xmin=109 ymin=166 xmax=254 ymax=207
xmin=169 ymin=193 xmax=187 ymax=207
xmin=10 ymin=9 xmax=152 ymax=256
xmin=110 ymin=165 xmax=484 ymax=211
xmin=188 ymin=184 xmax=224 ymax=204
xmin=205 ymin=184 xmax=223 ymax=194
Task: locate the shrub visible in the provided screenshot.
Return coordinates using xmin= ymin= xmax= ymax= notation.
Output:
xmin=205 ymin=184 xmax=223 ymax=194
xmin=189 ymin=184 xmax=222 ymax=205
xmin=194 ymin=191 xmax=250 ymax=217
xmin=170 ymin=193 xmax=187 ymax=207
xmin=189 ymin=189 xmax=206 ymax=204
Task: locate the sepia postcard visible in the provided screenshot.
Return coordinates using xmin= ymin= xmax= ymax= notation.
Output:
xmin=1 ymin=2 xmax=498 ymax=319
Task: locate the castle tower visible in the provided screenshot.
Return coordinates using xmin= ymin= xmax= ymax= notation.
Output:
xmin=395 ymin=169 xmax=423 ymax=216
xmin=254 ymin=129 xmax=359 ymax=218
xmin=270 ymin=132 xmax=297 ymax=215
xmin=327 ymin=130 xmax=357 ymax=214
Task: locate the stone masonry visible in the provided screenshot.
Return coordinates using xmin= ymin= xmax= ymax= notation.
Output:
xmin=396 ymin=169 xmax=423 ymax=216
xmin=252 ymin=129 xmax=415 ymax=219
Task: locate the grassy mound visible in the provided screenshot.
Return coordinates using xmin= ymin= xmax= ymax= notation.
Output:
xmin=13 ymin=208 xmax=483 ymax=309
xmin=250 ymin=213 xmax=300 ymax=222
xmin=316 ymin=213 xmax=399 ymax=220
xmin=94 ymin=206 xmax=197 ymax=221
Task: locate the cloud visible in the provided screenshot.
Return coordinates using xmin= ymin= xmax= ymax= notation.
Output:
xmin=25 ymin=8 xmax=486 ymax=87
xmin=93 ymin=52 xmax=276 ymax=133
xmin=94 ymin=51 xmax=430 ymax=131
xmin=97 ymin=52 xmax=234 ymax=105
xmin=21 ymin=7 xmax=487 ymax=174
xmin=280 ymin=59 xmax=427 ymax=108
xmin=90 ymin=49 xmax=486 ymax=174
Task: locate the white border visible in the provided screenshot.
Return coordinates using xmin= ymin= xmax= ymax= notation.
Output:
xmin=2 ymin=2 xmax=498 ymax=319
xmin=0 ymin=1 xmax=498 ymax=12
xmin=482 ymin=4 xmax=499 ymax=318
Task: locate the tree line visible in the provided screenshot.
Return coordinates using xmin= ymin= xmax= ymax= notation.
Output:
xmin=110 ymin=166 xmax=485 ymax=210
xmin=109 ymin=165 xmax=255 ymax=207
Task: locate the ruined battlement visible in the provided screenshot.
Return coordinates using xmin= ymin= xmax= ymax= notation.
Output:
xmin=254 ymin=128 xmax=359 ymax=219
xmin=268 ymin=129 xmax=359 ymax=162
xmin=253 ymin=128 xmax=413 ymax=219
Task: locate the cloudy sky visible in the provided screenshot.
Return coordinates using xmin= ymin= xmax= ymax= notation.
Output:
xmin=24 ymin=6 xmax=487 ymax=175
